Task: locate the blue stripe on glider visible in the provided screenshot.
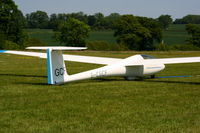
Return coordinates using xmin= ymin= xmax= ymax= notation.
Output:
xmin=0 ymin=50 xmax=7 ymax=53
xmin=156 ymin=75 xmax=192 ymax=78
xmin=47 ymin=49 xmax=53 ymax=84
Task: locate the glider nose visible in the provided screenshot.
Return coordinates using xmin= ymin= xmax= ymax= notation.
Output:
xmin=143 ymin=63 xmax=165 ymax=75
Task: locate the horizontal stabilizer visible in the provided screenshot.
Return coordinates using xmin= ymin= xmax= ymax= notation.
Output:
xmin=26 ymin=46 xmax=87 ymax=50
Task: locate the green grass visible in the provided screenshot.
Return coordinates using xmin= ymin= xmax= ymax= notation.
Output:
xmin=25 ymin=24 xmax=190 ymax=46
xmin=0 ymin=51 xmax=200 ymax=133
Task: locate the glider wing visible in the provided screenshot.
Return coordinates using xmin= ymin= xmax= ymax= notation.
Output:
xmin=0 ymin=50 xmax=122 ymax=65
xmin=144 ymin=57 xmax=200 ymax=64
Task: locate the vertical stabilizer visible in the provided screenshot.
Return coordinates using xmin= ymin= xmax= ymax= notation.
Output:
xmin=46 ymin=49 xmax=68 ymax=84
xmin=26 ymin=46 xmax=87 ymax=85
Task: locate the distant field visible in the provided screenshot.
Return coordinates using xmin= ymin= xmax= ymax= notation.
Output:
xmin=25 ymin=24 xmax=190 ymax=46
xmin=162 ymin=24 xmax=190 ymax=45
xmin=88 ymin=30 xmax=116 ymax=43
xmin=25 ymin=29 xmax=116 ymax=46
xmin=25 ymin=29 xmax=60 ymax=46
xmin=0 ymin=51 xmax=200 ymax=133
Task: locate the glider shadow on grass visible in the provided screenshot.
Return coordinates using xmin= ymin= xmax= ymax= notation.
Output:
xmin=0 ymin=73 xmax=46 ymax=78
xmin=90 ymin=75 xmax=200 ymax=85
xmin=144 ymin=75 xmax=200 ymax=85
xmin=0 ymin=73 xmax=48 ymax=85
xmin=1 ymin=73 xmax=200 ymax=86
xmin=144 ymin=80 xmax=200 ymax=85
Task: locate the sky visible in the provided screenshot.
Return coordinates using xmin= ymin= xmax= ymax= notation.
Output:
xmin=13 ymin=0 xmax=200 ymax=19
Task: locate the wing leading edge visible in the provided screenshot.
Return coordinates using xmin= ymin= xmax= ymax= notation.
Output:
xmin=62 ymin=54 xmax=121 ymax=65
xmin=1 ymin=50 xmax=121 ymax=65
xmin=144 ymin=57 xmax=200 ymax=64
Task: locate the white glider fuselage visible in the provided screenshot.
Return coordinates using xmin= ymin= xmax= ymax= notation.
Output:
xmin=64 ymin=55 xmax=165 ymax=83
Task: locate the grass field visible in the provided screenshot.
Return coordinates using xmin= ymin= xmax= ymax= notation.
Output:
xmin=26 ymin=24 xmax=190 ymax=46
xmin=0 ymin=51 xmax=200 ymax=133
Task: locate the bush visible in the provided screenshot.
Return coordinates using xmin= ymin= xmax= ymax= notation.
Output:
xmin=0 ymin=31 xmax=28 ymax=50
xmin=86 ymin=41 xmax=110 ymax=50
xmin=155 ymin=43 xmax=169 ymax=51
xmin=86 ymin=41 xmax=128 ymax=51
xmin=0 ymin=32 xmax=5 ymax=49
xmin=2 ymin=40 xmax=20 ymax=50
xmin=172 ymin=44 xmax=200 ymax=51
xmin=55 ymin=18 xmax=90 ymax=46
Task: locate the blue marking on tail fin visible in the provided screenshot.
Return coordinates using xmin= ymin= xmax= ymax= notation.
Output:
xmin=47 ymin=49 xmax=53 ymax=84
xmin=0 ymin=50 xmax=7 ymax=53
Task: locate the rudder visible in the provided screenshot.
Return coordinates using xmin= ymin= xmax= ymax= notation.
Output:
xmin=47 ymin=48 xmax=68 ymax=84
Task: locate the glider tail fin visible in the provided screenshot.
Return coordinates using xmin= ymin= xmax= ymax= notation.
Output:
xmin=46 ymin=49 xmax=68 ymax=85
xmin=26 ymin=46 xmax=87 ymax=85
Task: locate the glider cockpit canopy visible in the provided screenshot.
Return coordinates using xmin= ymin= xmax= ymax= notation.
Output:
xmin=141 ymin=54 xmax=155 ymax=59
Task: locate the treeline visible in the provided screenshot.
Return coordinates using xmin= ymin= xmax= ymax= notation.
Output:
xmin=25 ymin=11 xmax=121 ymax=30
xmin=25 ymin=11 xmax=174 ymax=30
xmin=25 ymin=11 xmax=200 ymax=30
xmin=174 ymin=15 xmax=200 ymax=24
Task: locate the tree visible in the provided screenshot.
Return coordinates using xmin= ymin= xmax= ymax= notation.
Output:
xmin=114 ymin=15 xmax=162 ymax=50
xmin=186 ymin=24 xmax=200 ymax=47
xmin=137 ymin=16 xmax=162 ymax=43
xmin=55 ymin=18 xmax=90 ymax=46
xmin=0 ymin=0 xmax=27 ymax=49
xmin=49 ymin=13 xmax=58 ymax=29
xmin=69 ymin=12 xmax=88 ymax=24
xmin=88 ymin=15 xmax=97 ymax=27
xmin=104 ymin=13 xmax=120 ymax=29
xmin=157 ymin=15 xmax=172 ymax=29
xmin=26 ymin=11 xmax=49 ymax=29
xmin=93 ymin=12 xmax=105 ymax=29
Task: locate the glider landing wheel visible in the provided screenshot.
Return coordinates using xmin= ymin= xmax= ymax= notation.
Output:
xmin=124 ymin=76 xmax=137 ymax=81
xmin=124 ymin=76 xmax=144 ymax=81
xmin=150 ymin=75 xmax=156 ymax=79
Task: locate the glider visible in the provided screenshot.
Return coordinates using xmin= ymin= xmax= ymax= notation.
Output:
xmin=1 ymin=46 xmax=200 ymax=85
